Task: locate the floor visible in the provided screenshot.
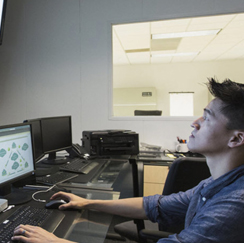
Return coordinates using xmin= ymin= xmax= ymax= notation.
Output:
xmin=104 ymin=215 xmax=137 ymax=243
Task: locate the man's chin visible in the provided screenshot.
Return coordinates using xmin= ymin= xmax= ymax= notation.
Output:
xmin=187 ymin=144 xmax=197 ymax=153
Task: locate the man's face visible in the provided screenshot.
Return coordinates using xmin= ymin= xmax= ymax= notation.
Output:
xmin=187 ymin=98 xmax=233 ymax=156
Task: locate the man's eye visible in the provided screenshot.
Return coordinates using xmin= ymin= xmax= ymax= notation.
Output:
xmin=204 ymin=115 xmax=210 ymax=121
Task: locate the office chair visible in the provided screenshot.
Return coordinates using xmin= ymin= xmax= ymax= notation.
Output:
xmin=114 ymin=157 xmax=211 ymax=243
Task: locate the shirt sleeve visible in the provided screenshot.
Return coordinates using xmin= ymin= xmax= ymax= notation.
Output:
xmin=143 ymin=189 xmax=192 ymax=228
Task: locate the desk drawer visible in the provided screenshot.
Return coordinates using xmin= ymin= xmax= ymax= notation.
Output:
xmin=143 ymin=165 xmax=169 ymax=196
xmin=144 ymin=182 xmax=165 ymax=196
xmin=144 ymin=165 xmax=169 ymax=183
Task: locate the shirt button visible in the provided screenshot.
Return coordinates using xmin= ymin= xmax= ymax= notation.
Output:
xmin=202 ymin=197 xmax=206 ymax=201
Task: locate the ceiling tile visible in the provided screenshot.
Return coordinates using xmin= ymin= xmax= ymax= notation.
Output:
xmin=113 ymin=13 xmax=244 ymax=65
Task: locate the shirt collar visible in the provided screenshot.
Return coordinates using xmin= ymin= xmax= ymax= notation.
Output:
xmin=200 ymin=164 xmax=244 ymax=199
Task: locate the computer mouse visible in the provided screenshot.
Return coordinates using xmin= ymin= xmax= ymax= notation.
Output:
xmin=45 ymin=199 xmax=67 ymax=209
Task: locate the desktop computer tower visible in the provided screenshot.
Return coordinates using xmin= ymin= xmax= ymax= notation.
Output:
xmin=82 ymin=130 xmax=139 ymax=156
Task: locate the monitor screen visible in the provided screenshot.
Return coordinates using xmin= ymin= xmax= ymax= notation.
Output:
xmin=23 ymin=119 xmax=44 ymax=162
xmin=0 ymin=123 xmax=35 ymax=204
xmin=40 ymin=116 xmax=72 ymax=164
xmin=0 ymin=0 xmax=7 ymax=45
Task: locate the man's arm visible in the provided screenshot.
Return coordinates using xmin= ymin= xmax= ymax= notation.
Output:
xmin=51 ymin=192 xmax=148 ymax=219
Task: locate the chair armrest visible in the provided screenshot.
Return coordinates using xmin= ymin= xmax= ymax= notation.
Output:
xmin=139 ymin=229 xmax=173 ymax=241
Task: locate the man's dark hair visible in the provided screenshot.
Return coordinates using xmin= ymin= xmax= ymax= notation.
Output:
xmin=207 ymin=78 xmax=244 ymax=130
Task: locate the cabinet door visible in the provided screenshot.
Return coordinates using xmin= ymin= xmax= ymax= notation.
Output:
xmin=143 ymin=165 xmax=169 ymax=196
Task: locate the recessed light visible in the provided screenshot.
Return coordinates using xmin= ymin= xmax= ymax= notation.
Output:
xmin=152 ymin=52 xmax=199 ymax=57
xmin=152 ymin=29 xmax=221 ymax=39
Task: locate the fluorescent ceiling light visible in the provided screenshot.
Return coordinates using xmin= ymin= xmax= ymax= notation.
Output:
xmin=152 ymin=29 xmax=221 ymax=39
xmin=152 ymin=52 xmax=199 ymax=57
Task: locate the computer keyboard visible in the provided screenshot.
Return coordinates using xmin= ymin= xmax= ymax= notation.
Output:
xmin=0 ymin=205 xmax=65 ymax=243
xmin=59 ymin=158 xmax=99 ymax=174
xmin=36 ymin=171 xmax=78 ymax=185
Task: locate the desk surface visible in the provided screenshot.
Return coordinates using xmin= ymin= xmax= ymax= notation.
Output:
xmin=137 ymin=151 xmax=204 ymax=164
xmin=61 ymin=158 xmax=134 ymax=199
xmin=0 ymin=157 xmax=133 ymax=243
xmin=137 ymin=153 xmax=174 ymax=162
xmin=61 ymin=188 xmax=120 ymax=243
xmin=57 ymin=158 xmax=133 ymax=243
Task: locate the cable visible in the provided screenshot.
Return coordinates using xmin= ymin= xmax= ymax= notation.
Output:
xmin=32 ymin=184 xmax=56 ymax=203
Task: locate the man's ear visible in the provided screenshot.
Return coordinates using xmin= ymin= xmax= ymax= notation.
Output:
xmin=228 ymin=131 xmax=244 ymax=148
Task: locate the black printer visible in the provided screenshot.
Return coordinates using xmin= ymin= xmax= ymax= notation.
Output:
xmin=82 ymin=130 xmax=139 ymax=156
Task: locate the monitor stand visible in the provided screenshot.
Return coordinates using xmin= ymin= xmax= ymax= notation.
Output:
xmin=35 ymin=167 xmax=54 ymax=176
xmin=41 ymin=152 xmax=70 ymax=165
xmin=0 ymin=185 xmax=32 ymax=205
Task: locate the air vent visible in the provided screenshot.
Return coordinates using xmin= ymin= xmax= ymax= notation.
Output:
xmin=142 ymin=92 xmax=152 ymax=97
xmin=151 ymin=38 xmax=181 ymax=51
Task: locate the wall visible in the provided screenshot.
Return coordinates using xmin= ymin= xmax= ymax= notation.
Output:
xmin=0 ymin=0 xmax=244 ymax=151
xmin=0 ymin=0 xmax=82 ymax=140
xmin=114 ymin=60 xmax=244 ymax=116
xmin=113 ymin=87 xmax=157 ymax=116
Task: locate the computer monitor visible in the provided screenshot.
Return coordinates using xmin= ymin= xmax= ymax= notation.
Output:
xmin=24 ymin=119 xmax=44 ymax=162
xmin=0 ymin=123 xmax=35 ymax=204
xmin=0 ymin=0 xmax=7 ymax=45
xmin=40 ymin=116 xmax=72 ymax=165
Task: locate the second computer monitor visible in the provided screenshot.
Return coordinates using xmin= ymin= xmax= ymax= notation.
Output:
xmin=24 ymin=119 xmax=44 ymax=162
xmin=40 ymin=116 xmax=72 ymax=164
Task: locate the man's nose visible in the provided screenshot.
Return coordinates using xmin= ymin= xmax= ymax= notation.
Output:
xmin=191 ymin=117 xmax=202 ymax=129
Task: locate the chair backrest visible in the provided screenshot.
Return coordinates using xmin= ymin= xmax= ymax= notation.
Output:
xmin=163 ymin=157 xmax=210 ymax=196
xmin=124 ymin=156 xmax=210 ymax=242
xmin=159 ymin=157 xmax=211 ymax=233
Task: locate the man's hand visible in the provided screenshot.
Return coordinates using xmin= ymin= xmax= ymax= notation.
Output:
xmin=50 ymin=191 xmax=89 ymax=210
xmin=12 ymin=224 xmax=76 ymax=243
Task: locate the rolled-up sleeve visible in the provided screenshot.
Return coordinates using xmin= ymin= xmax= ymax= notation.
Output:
xmin=143 ymin=190 xmax=193 ymax=228
xmin=143 ymin=194 xmax=161 ymax=222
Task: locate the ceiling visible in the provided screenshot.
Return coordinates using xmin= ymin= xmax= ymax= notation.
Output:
xmin=113 ymin=13 xmax=244 ymax=65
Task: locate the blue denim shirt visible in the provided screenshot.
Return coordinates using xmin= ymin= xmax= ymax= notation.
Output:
xmin=143 ymin=164 xmax=244 ymax=243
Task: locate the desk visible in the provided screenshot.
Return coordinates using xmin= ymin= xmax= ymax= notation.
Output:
xmin=137 ymin=153 xmax=174 ymax=163
xmin=135 ymin=155 xmax=172 ymax=197
xmin=58 ymin=188 xmax=120 ymax=243
xmin=58 ymin=158 xmax=134 ymax=242
xmin=60 ymin=158 xmax=133 ymax=198
xmin=0 ymin=157 xmax=133 ymax=243
xmin=137 ymin=153 xmax=204 ymax=196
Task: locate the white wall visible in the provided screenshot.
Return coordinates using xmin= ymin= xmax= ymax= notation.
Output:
xmin=113 ymin=87 xmax=157 ymax=116
xmin=114 ymin=60 xmax=244 ymax=116
xmin=1 ymin=0 xmax=244 ymax=151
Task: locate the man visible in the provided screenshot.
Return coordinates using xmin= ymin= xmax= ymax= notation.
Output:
xmin=12 ymin=78 xmax=244 ymax=242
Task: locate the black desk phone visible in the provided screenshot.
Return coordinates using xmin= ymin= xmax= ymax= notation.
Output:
xmin=66 ymin=143 xmax=87 ymax=158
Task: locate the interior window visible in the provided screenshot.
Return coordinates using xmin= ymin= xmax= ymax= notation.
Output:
xmin=170 ymin=92 xmax=193 ymax=116
xmin=112 ymin=12 xmax=244 ymax=118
